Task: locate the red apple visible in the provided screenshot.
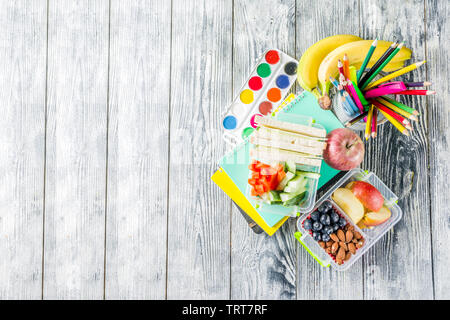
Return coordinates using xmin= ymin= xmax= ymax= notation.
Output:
xmin=346 ymin=181 xmax=384 ymax=212
xmin=323 ymin=128 xmax=364 ymax=171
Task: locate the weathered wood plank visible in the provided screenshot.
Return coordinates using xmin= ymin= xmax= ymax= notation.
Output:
xmin=295 ymin=0 xmax=364 ymax=300
xmin=105 ymin=0 xmax=171 ymax=299
xmin=426 ymin=0 xmax=450 ymax=300
xmin=43 ymin=0 xmax=109 ymax=299
xmin=230 ymin=0 xmax=297 ymax=300
xmin=360 ymin=0 xmax=434 ymax=299
xmin=0 ymin=0 xmax=47 ymax=299
xmin=166 ymin=0 xmax=232 ymax=299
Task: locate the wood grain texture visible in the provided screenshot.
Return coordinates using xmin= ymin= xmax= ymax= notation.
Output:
xmin=166 ymin=0 xmax=232 ymax=299
xmin=360 ymin=0 xmax=434 ymax=299
xmin=105 ymin=0 xmax=170 ymax=299
xmin=425 ymin=0 xmax=450 ymax=300
xmin=231 ymin=0 xmax=297 ymax=300
xmin=43 ymin=0 xmax=109 ymax=299
xmin=295 ymin=0 xmax=364 ymax=300
xmin=0 ymin=0 xmax=47 ymax=299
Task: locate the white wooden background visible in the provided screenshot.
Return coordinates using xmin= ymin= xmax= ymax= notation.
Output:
xmin=0 ymin=0 xmax=448 ymax=300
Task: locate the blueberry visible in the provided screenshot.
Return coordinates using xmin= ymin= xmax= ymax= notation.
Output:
xmin=312 ymin=221 xmax=323 ymax=231
xmin=310 ymin=211 xmax=320 ymax=221
xmin=303 ymin=219 xmax=312 ymax=230
xmin=312 ymin=232 xmax=321 ymax=241
xmin=323 ymin=226 xmax=334 ymax=235
xmin=331 ymin=212 xmax=340 ymax=223
xmin=317 ymin=202 xmax=329 ymax=213
xmin=320 ymin=214 xmax=331 ymax=226
xmin=333 ymin=224 xmax=340 ymax=231
xmin=339 ymin=217 xmax=347 ymax=228
xmin=322 ymin=233 xmax=330 ymax=242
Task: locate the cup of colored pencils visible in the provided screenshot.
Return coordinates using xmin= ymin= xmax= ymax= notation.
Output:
xmin=331 ymin=39 xmax=435 ymax=139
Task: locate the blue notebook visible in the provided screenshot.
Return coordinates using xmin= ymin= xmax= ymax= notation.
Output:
xmin=220 ymin=91 xmax=343 ymax=227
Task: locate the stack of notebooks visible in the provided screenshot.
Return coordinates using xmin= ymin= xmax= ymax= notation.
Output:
xmin=212 ymin=91 xmax=344 ymax=235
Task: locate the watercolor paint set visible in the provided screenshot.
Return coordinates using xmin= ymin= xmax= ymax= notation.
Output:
xmin=222 ymin=49 xmax=298 ymax=145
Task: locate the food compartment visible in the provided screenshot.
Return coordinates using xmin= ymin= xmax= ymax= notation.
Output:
xmin=298 ymin=200 xmax=367 ymax=270
xmin=296 ymin=169 xmax=403 ymax=270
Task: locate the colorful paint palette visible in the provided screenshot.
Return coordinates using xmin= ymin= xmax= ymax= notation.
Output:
xmin=222 ymin=49 xmax=297 ymax=145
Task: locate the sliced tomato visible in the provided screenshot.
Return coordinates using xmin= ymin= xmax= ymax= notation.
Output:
xmin=255 ymin=184 xmax=264 ymax=195
xmin=260 ymin=167 xmax=277 ymax=176
xmin=251 ymin=172 xmax=260 ymax=180
xmin=250 ymin=188 xmax=258 ymax=196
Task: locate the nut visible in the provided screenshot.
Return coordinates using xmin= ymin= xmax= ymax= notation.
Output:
xmin=354 ymin=231 xmax=362 ymax=240
xmin=348 ymin=242 xmax=356 ymax=254
xmin=347 ymin=225 xmax=354 ymax=232
xmin=345 ymin=230 xmax=354 ymax=242
xmin=319 ymin=241 xmax=325 ymax=248
xmin=325 ymin=247 xmax=331 ymax=254
xmin=337 ymin=247 xmax=346 ymax=260
xmin=326 ymin=241 xmax=333 ymax=247
xmin=330 ymin=233 xmax=339 ymax=242
xmin=337 ymin=229 xmax=345 ymax=241
xmin=356 ymin=240 xmax=364 ymax=248
xmin=339 ymin=241 xmax=348 ymax=251
xmin=336 ymin=257 xmax=343 ymax=265
xmin=352 ymin=238 xmax=358 ymax=243
xmin=344 ymin=252 xmax=352 ymax=261
xmin=331 ymin=242 xmax=339 ymax=254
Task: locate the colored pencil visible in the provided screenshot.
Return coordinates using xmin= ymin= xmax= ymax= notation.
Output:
xmin=359 ymin=41 xmax=397 ymax=86
xmin=405 ymin=81 xmax=432 ymax=87
xmin=338 ymin=60 xmax=345 ymax=78
xmin=395 ymin=90 xmax=436 ymax=96
xmin=339 ymin=73 xmax=352 ymax=95
xmin=346 ymin=81 xmax=365 ymax=113
xmin=349 ymin=79 xmax=370 ymax=106
xmin=371 ymin=108 xmax=378 ymax=138
xmin=365 ymin=104 xmax=374 ymax=140
xmin=372 ymin=101 xmax=410 ymax=126
xmin=377 ymin=108 xmax=409 ymax=136
xmin=343 ymin=54 xmax=350 ymax=79
xmin=364 ymin=60 xmax=426 ymax=90
xmin=375 ymin=97 xmax=418 ymax=121
xmin=340 ymin=95 xmax=355 ymax=116
xmin=357 ymin=39 xmax=377 ymax=83
xmin=349 ymin=65 xmax=357 ymax=84
xmin=343 ymin=91 xmax=360 ymax=114
xmin=344 ymin=110 xmax=369 ymax=127
xmin=379 ymin=96 xmax=419 ymax=115
xmin=360 ymin=42 xmax=404 ymax=90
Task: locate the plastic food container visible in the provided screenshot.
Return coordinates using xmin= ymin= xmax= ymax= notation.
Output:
xmin=295 ymin=168 xmax=402 ymax=271
xmin=247 ymin=114 xmax=324 ymax=217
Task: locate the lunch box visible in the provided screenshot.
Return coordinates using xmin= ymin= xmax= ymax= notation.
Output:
xmin=247 ymin=113 xmax=324 ymax=217
xmin=295 ymin=168 xmax=403 ymax=271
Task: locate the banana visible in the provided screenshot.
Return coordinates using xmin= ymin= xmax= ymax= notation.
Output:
xmin=297 ymin=34 xmax=362 ymax=98
xmin=318 ymin=40 xmax=412 ymax=95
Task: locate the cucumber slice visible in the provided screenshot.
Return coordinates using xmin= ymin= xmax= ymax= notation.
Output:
xmin=286 ymin=176 xmax=307 ymax=189
xmin=296 ymin=171 xmax=321 ymax=180
xmin=284 ymin=184 xmax=306 ymax=194
xmin=283 ymin=191 xmax=307 ymax=207
xmin=268 ymin=190 xmax=282 ymax=204
xmin=285 ymin=161 xmax=296 ymax=174
xmin=275 ymin=171 xmax=295 ymax=190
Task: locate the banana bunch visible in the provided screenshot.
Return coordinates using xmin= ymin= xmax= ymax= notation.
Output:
xmin=297 ymin=35 xmax=412 ymax=98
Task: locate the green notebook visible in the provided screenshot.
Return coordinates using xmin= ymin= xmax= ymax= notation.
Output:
xmin=274 ymin=91 xmax=344 ymax=189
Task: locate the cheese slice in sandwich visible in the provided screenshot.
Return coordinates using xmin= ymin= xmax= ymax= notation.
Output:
xmin=254 ymin=115 xmax=327 ymax=139
xmin=254 ymin=127 xmax=327 ymax=150
xmin=250 ymin=145 xmax=322 ymax=168
xmin=250 ymin=135 xmax=323 ymax=156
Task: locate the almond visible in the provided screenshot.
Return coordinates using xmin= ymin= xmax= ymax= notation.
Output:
xmin=326 ymin=241 xmax=333 ymax=247
xmin=352 ymin=238 xmax=358 ymax=244
xmin=356 ymin=240 xmax=364 ymax=248
xmin=336 ymin=258 xmax=343 ymax=265
xmin=337 ymin=229 xmax=345 ymax=242
xmin=339 ymin=241 xmax=348 ymax=251
xmin=348 ymin=242 xmax=356 ymax=254
xmin=337 ymin=247 xmax=346 ymax=260
xmin=318 ymin=241 xmax=325 ymax=248
xmin=331 ymin=242 xmax=339 ymax=254
xmin=325 ymin=247 xmax=331 ymax=254
xmin=354 ymin=231 xmax=362 ymax=240
xmin=345 ymin=252 xmax=352 ymax=261
xmin=330 ymin=233 xmax=339 ymax=242
xmin=347 ymin=225 xmax=355 ymax=232
xmin=345 ymin=230 xmax=353 ymax=242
